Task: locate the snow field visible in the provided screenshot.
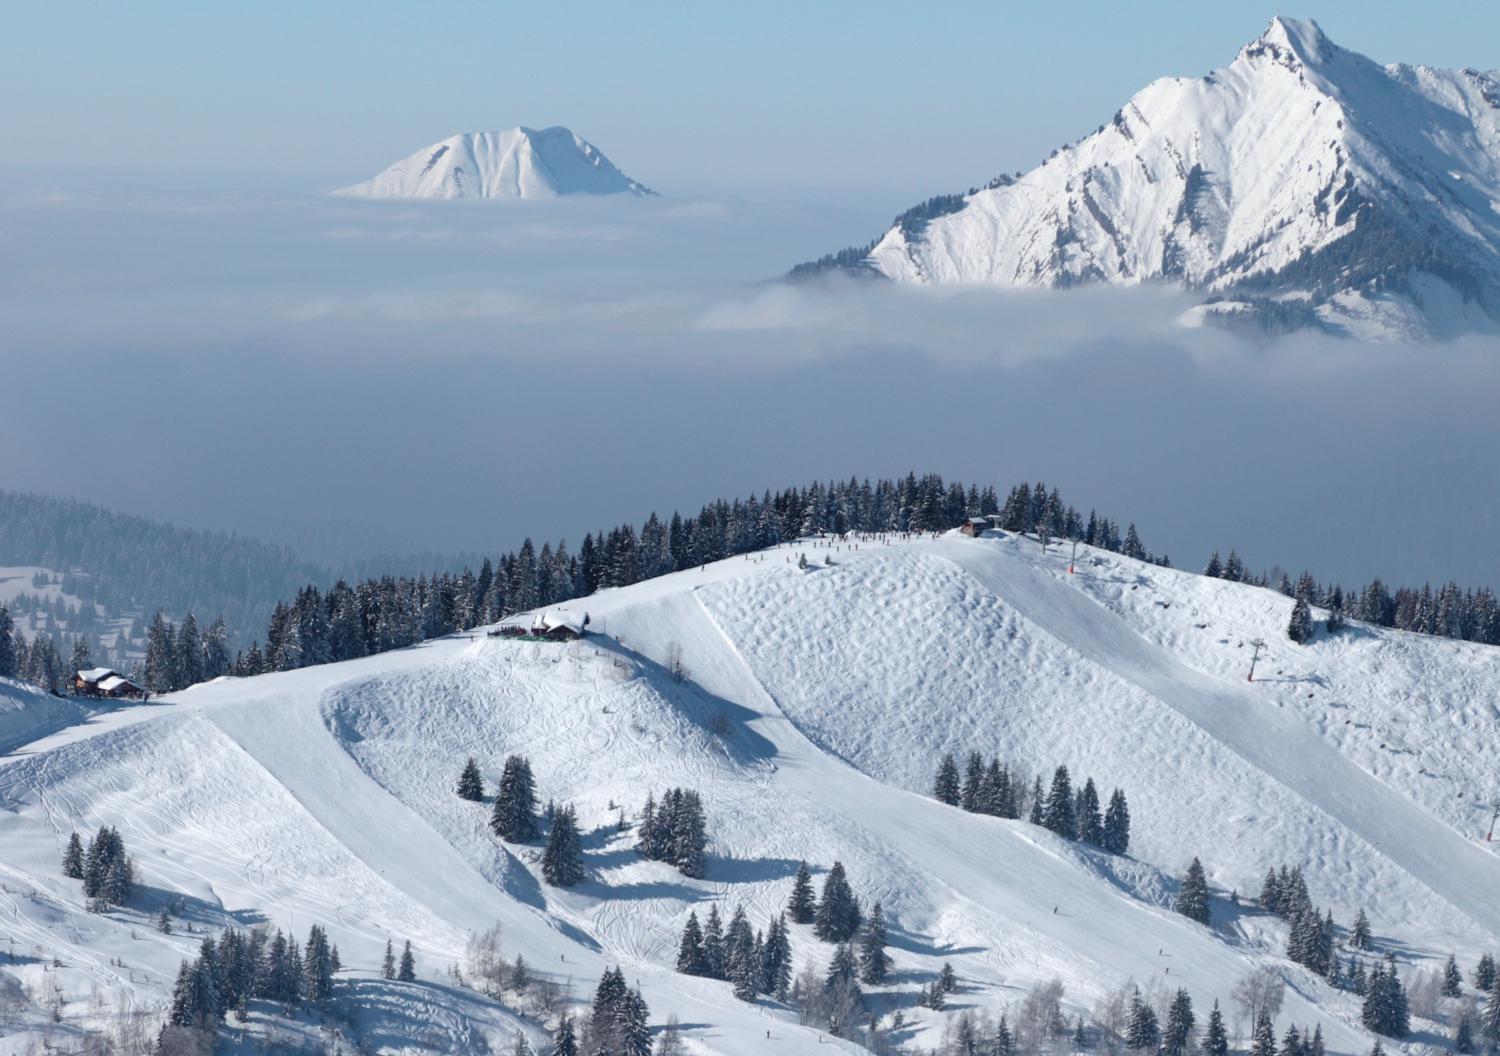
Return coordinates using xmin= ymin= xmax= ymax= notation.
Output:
xmin=0 ymin=531 xmax=1497 ymax=1054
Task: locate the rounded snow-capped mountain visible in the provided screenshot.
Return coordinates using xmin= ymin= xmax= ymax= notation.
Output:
xmin=337 ymin=127 xmax=653 ymax=199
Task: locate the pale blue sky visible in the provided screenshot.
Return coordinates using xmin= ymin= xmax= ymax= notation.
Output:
xmin=4 ymin=2 xmax=1499 ymax=197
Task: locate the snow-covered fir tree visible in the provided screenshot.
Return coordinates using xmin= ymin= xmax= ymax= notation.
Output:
xmin=814 ymin=861 xmax=862 ymax=943
xmin=859 ymin=901 xmax=891 ymax=985
xmin=789 ymin=860 xmax=816 ymax=924
xmin=490 ymin=755 xmax=539 ymax=842
xmin=542 ymin=804 xmax=585 ymax=887
xmin=1175 ymin=858 xmax=1211 ymax=925
xmin=457 ymin=757 xmax=484 ymax=801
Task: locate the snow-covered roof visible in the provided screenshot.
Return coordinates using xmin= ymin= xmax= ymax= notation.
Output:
xmin=97 ymin=676 xmax=131 ymax=692
xmin=541 ymin=610 xmax=589 ymax=636
xmin=76 ymin=668 xmax=117 ymax=682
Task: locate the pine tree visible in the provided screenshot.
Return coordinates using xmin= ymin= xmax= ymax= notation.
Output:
xmin=397 ymin=940 xmax=416 ymax=982
xmin=962 ymin=751 xmax=986 ymax=811
xmin=1102 ymin=788 xmax=1131 ymax=854
xmin=825 ymin=943 xmax=859 ymax=992
xmin=1281 ymin=1026 xmax=1303 ymax=1056
xmin=1043 ymin=766 xmax=1076 ymax=838
xmin=724 ymin=905 xmax=757 ymax=999
xmin=1483 ymin=975 xmax=1500 ymax=1042
xmin=789 ymin=861 xmax=816 ymax=924
xmin=939 ymin=962 xmax=957 ymax=993
xmin=1125 ymin=987 xmax=1160 ymax=1051
xmin=1475 ymin=953 xmax=1496 ymax=992
xmin=1028 ymin=776 xmax=1045 ymax=824
xmin=1307 ymin=1024 xmax=1323 ymax=1056
xmin=1350 ymin=907 xmax=1371 ymax=949
xmin=703 ymin=905 xmax=725 ymax=981
xmin=490 ymin=755 xmax=539 ymax=842
xmin=553 ymin=1016 xmax=579 ymax=1056
xmin=859 ymin=901 xmax=891 ymax=985
xmin=0 ymin=606 xmax=14 ymax=679
xmin=813 ymin=861 xmax=861 ymax=943
xmin=381 ymin=939 xmax=395 ymax=979
xmin=305 ymin=924 xmax=334 ymax=1000
xmin=62 ymin=832 xmax=84 ymax=879
xmin=1162 ymin=989 xmax=1194 ymax=1056
xmin=1175 ymin=858 xmax=1211 ymax=925
xmin=1075 ymin=778 xmax=1103 ymax=846
xmin=934 ymin=754 xmax=961 ymax=805
xmin=542 ymin=805 xmax=585 ymax=887
xmin=1444 ymin=953 xmax=1463 ymax=997
xmin=1202 ymin=1001 xmax=1228 ymax=1056
xmin=676 ymin=911 xmax=707 ymax=976
xmin=1288 ymin=599 xmax=1314 ymax=644
xmin=1250 ymin=1009 xmax=1276 ymax=1056
xmin=762 ymin=914 xmax=793 ymax=999
xmin=457 ymin=757 xmax=484 ymax=801
xmin=1456 ymin=1014 xmax=1475 ymax=1054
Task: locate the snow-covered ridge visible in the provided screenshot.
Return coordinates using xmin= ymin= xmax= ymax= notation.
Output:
xmin=795 ymin=17 xmax=1500 ymax=338
xmin=337 ymin=127 xmax=653 ymax=199
xmin=2 ymin=532 xmax=1500 ymax=1054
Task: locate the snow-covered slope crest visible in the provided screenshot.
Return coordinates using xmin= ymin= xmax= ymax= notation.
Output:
xmin=337 ymin=127 xmax=653 ymax=199
xmin=4 ymin=533 xmax=1500 ymax=1054
xmin=797 ymin=17 xmax=1500 ymax=338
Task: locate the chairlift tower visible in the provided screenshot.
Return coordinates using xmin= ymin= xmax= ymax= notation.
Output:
xmin=1247 ymin=638 xmax=1266 ymax=682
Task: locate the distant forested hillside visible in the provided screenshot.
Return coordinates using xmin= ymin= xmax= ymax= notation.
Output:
xmin=0 ymin=491 xmax=326 ymax=647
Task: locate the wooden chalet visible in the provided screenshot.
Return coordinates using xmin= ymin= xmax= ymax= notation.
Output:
xmin=73 ymin=667 xmax=150 ymax=701
xmin=961 ymin=515 xmax=1002 ymax=537
xmin=488 ymin=609 xmax=590 ymax=641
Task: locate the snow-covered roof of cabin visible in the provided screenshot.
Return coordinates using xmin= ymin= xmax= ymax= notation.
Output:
xmin=76 ymin=668 xmax=118 ymax=682
xmin=97 ymin=676 xmax=134 ymax=692
xmin=541 ymin=610 xmax=588 ymax=635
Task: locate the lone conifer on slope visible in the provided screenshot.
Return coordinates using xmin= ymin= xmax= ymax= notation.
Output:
xmin=543 ymin=804 xmax=585 ymax=887
xmin=382 ymin=940 xmax=395 ymax=979
xmin=1028 ymin=776 xmax=1046 ymax=825
xmin=1443 ymin=953 xmax=1463 ymax=997
xmin=491 ymin=755 xmax=539 ymax=842
xmin=859 ymin=901 xmax=891 ymax=985
xmin=934 ymin=754 xmax=960 ymax=806
xmin=398 ymin=940 xmax=416 ymax=982
xmin=814 ymin=861 xmax=861 ymax=943
xmin=789 ymin=860 xmax=816 ymax=924
xmin=1288 ymin=598 xmax=1314 ymax=644
xmin=1351 ymin=908 xmax=1372 ymax=950
xmin=457 ymin=757 xmax=484 ymax=801
xmin=1175 ymin=858 xmax=1211 ymax=925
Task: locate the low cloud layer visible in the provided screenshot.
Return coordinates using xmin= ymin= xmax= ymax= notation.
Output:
xmin=2 ymin=179 xmax=1498 ymax=590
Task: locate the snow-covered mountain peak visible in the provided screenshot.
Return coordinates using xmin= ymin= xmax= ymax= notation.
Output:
xmin=794 ymin=20 xmax=1500 ymax=339
xmin=336 ymin=126 xmax=653 ymax=200
xmin=1242 ymin=16 xmax=1331 ymax=71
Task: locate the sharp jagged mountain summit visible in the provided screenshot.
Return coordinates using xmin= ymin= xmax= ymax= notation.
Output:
xmin=794 ymin=17 xmax=1500 ymax=339
xmin=337 ymin=126 xmax=653 ymax=200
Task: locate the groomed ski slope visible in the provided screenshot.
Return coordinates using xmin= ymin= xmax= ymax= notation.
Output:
xmin=2 ymin=531 xmax=1498 ymax=1054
